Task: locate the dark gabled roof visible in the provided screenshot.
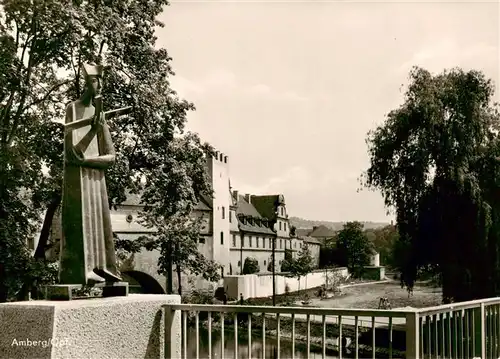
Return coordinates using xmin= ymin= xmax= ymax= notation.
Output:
xmin=302 ymin=236 xmax=322 ymax=245
xmin=296 ymin=228 xmax=311 ymax=237
xmin=308 ymin=225 xmax=336 ymax=238
xmin=117 ymin=191 xmax=212 ymax=211
xmin=236 ymin=195 xmax=262 ymax=218
xmin=197 ymin=193 xmax=213 ymax=211
xmin=238 ymin=222 xmax=275 ymax=235
xmin=250 ymin=195 xmax=279 ymax=220
xmin=235 ymin=195 xmax=275 ymax=235
xmin=229 ymin=188 xmax=237 ymax=208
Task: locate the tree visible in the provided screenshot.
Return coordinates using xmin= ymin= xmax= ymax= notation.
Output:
xmin=370 ymin=225 xmax=399 ymax=267
xmin=267 ymin=258 xmax=275 ymax=272
xmin=336 ymin=222 xmax=373 ymax=278
xmin=280 ymin=249 xmax=294 ymax=272
xmin=287 ymin=244 xmax=315 ymax=291
xmin=0 ymin=0 xmax=213 ymax=300
xmin=242 ymin=257 xmax=259 ymax=274
xmin=363 ymin=66 xmax=500 ymax=302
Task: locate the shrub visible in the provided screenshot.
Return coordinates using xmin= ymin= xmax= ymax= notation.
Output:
xmin=281 ymin=259 xmax=293 ymax=272
xmin=242 ymin=257 xmax=259 ymax=274
xmin=267 ymin=260 xmax=274 ymax=272
xmin=182 ymin=288 xmax=218 ymax=323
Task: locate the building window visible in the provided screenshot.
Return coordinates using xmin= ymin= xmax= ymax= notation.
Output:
xmin=256 ymin=237 xmax=260 ymax=248
xmin=249 ymin=236 xmax=253 ymax=247
xmin=279 ymin=221 xmax=282 ymax=231
xmin=232 ymin=235 xmax=237 ymax=247
xmin=264 ymin=260 xmax=267 ymax=266
xmin=199 ymin=237 xmax=206 ymax=244
xmin=229 ymin=211 xmax=232 ymax=223
xmin=220 ymin=231 xmax=224 ymax=245
xmin=281 ymin=207 xmax=283 ymax=216
xmin=284 ymin=223 xmax=287 ymax=231
xmin=269 ymin=238 xmax=272 ymax=248
xmin=280 ymin=239 xmax=283 ymax=249
xmin=222 ymin=206 xmax=225 ymax=219
xmin=238 ymin=260 xmax=241 ymax=267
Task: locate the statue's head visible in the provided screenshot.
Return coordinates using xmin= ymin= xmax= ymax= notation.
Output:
xmin=82 ymin=63 xmax=103 ymax=97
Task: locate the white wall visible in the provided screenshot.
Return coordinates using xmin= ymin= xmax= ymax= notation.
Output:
xmin=370 ymin=252 xmax=380 ymax=266
xmin=229 ymin=238 xmax=287 ymax=275
xmin=224 ymin=267 xmax=349 ymax=300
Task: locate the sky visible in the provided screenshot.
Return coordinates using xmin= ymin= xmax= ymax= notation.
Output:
xmin=156 ymin=0 xmax=499 ymax=223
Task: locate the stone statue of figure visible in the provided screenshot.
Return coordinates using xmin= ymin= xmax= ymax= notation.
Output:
xmin=59 ymin=63 xmax=130 ymax=285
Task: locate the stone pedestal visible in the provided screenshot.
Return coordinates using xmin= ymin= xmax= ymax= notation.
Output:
xmin=44 ymin=282 xmax=129 ymax=300
xmin=101 ymin=281 xmax=128 ymax=297
xmin=0 ymin=294 xmax=181 ymax=359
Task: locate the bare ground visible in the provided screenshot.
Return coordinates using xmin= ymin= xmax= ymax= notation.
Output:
xmin=308 ymin=281 xmax=442 ymax=309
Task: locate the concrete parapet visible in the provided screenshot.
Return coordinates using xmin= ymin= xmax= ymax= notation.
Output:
xmin=0 ymin=294 xmax=181 ymax=359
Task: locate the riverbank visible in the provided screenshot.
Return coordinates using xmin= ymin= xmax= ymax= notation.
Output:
xmin=310 ymin=281 xmax=442 ymax=309
xmin=237 ymin=278 xmax=383 ymax=307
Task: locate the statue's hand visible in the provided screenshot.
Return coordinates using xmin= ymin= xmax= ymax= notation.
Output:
xmin=66 ymin=146 xmax=85 ymax=165
xmin=92 ymin=112 xmax=106 ymax=129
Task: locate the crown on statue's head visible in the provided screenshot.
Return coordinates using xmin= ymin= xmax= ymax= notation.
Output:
xmin=82 ymin=63 xmax=104 ymax=77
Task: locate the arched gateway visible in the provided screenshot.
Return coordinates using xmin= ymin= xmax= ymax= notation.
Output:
xmin=120 ymin=271 xmax=165 ymax=294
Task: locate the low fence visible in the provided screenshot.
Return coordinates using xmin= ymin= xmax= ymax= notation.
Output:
xmin=164 ymin=303 xmax=416 ymax=359
xmin=164 ymin=297 xmax=500 ymax=359
xmin=418 ymin=297 xmax=500 ymax=358
xmin=224 ymin=268 xmax=349 ymax=300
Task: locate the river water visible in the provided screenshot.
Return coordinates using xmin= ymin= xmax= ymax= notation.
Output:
xmin=184 ymin=328 xmax=347 ymax=359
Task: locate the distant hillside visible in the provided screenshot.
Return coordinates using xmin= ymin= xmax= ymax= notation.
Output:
xmin=288 ymin=216 xmax=390 ymax=231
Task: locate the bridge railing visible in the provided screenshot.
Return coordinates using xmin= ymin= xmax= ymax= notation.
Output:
xmin=163 ymin=298 xmax=500 ymax=359
xmin=417 ymin=297 xmax=500 ymax=359
xmin=164 ymin=303 xmax=415 ymax=359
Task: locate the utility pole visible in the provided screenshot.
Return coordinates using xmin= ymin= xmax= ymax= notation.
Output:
xmin=240 ymin=232 xmax=244 ymax=274
xmin=272 ymin=235 xmax=276 ymax=306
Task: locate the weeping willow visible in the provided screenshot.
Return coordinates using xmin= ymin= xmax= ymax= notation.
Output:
xmin=364 ymin=67 xmax=500 ymax=302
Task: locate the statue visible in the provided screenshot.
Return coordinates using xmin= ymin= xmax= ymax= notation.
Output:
xmin=59 ymin=63 xmax=131 ymax=288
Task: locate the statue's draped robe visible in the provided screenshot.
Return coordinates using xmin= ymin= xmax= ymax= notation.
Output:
xmin=59 ymin=102 xmax=118 ymax=285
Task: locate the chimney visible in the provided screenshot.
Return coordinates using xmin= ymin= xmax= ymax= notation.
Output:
xmin=244 ymin=194 xmax=252 ymax=203
xmin=219 ymin=152 xmax=224 ymax=161
xmin=233 ymin=190 xmax=239 ymax=200
xmin=224 ymin=155 xmax=228 ymax=163
xmin=214 ymin=150 xmax=219 ymax=160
